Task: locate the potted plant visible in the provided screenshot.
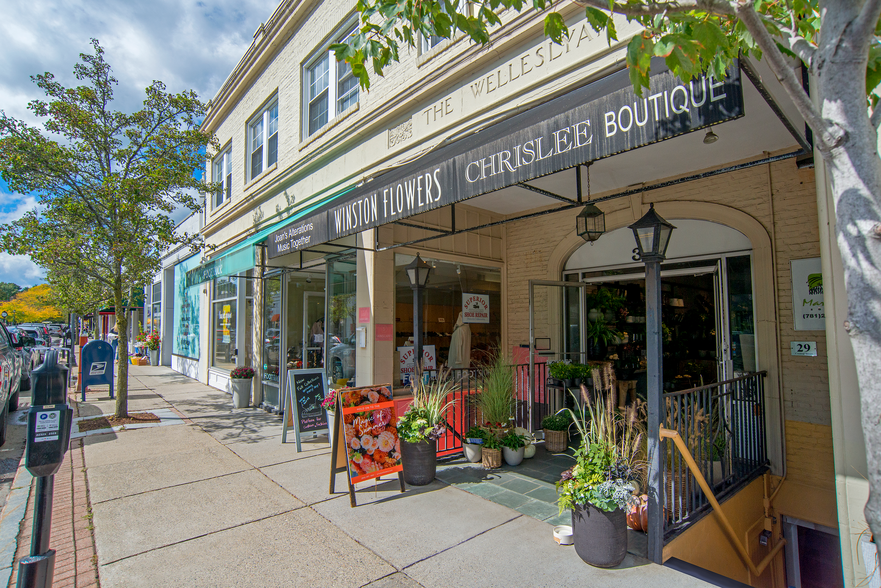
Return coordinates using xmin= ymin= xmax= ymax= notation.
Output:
xmin=548 ymin=360 xmax=572 ymax=386
xmin=145 ymin=333 xmax=160 ymax=366
xmin=557 ymin=390 xmax=645 ymax=567
xmin=573 ymin=363 xmax=592 ymax=387
xmin=481 ymin=433 xmax=502 ymax=469
xmin=586 ymin=317 xmax=620 ymax=359
xmin=474 ymin=349 xmax=515 ymax=437
xmin=322 ymin=388 xmax=339 ymax=435
xmin=398 ymin=366 xmax=457 ymax=485
xmin=500 ymin=429 xmax=527 ymax=466
xmin=542 ymin=412 xmax=570 ymax=453
xmin=229 ymin=366 xmax=255 ymax=408
xmin=463 ymin=425 xmax=487 ymax=463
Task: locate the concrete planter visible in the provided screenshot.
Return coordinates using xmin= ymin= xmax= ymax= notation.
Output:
xmin=502 ymin=446 xmax=525 ymax=466
xmin=463 ymin=442 xmax=483 ymax=463
xmin=231 ymin=378 xmax=252 ymax=408
xmin=149 ymin=349 xmax=160 ymax=366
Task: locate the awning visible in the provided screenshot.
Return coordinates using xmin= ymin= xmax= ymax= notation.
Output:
xmin=266 ymin=63 xmax=744 ymax=258
xmin=185 ymin=245 xmax=257 ymax=287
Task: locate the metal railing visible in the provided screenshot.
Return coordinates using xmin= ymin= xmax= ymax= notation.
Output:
xmin=662 ymin=371 xmax=769 ymax=537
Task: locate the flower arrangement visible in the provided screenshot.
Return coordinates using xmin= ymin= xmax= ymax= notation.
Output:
xmin=397 ymin=366 xmax=457 ymax=443
xmin=230 ymin=366 xmax=255 ymax=379
xmin=145 ymin=333 xmax=160 ymax=351
xmin=339 ymin=385 xmax=400 ymax=479
xmin=556 ymin=387 xmax=646 ymax=513
xmin=321 ymin=388 xmax=338 ymax=411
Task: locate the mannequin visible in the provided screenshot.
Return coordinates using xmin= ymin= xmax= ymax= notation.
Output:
xmin=447 ymin=312 xmax=471 ymax=369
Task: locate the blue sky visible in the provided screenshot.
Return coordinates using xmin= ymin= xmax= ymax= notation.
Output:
xmin=0 ymin=0 xmax=279 ymax=288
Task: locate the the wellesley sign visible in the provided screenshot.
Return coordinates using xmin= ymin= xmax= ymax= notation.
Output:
xmin=268 ymin=64 xmax=743 ymax=256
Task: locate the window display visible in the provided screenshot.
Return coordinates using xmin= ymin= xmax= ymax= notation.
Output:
xmin=172 ymin=254 xmax=201 ymax=359
xmin=212 ymin=276 xmax=237 ymax=370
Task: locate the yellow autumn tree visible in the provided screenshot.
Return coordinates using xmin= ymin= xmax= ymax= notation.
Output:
xmin=0 ymin=284 xmax=63 ymax=324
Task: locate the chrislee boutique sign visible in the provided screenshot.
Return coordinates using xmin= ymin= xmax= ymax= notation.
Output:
xmin=267 ymin=63 xmax=744 ymax=257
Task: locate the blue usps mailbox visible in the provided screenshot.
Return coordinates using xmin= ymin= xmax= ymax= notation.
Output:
xmin=80 ymin=341 xmax=114 ymax=401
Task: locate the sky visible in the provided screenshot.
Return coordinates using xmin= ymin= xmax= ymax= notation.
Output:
xmin=0 ymin=0 xmax=280 ymax=288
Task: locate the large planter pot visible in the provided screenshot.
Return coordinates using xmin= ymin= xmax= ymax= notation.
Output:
xmin=231 ymin=378 xmax=252 ymax=408
xmin=463 ymin=442 xmax=483 ymax=463
xmin=502 ymin=446 xmax=525 ymax=466
xmin=572 ymin=503 xmax=628 ymax=568
xmin=482 ymin=447 xmax=502 ymax=469
xmin=149 ymin=348 xmax=160 ymax=366
xmin=401 ymin=438 xmax=437 ymax=485
xmin=544 ymin=429 xmax=568 ymax=453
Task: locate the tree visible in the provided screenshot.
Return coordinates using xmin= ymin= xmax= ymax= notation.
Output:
xmin=0 ymin=283 xmax=22 ymax=302
xmin=0 ymin=284 xmax=63 ymax=323
xmin=0 ymin=40 xmax=213 ymax=418
xmin=338 ymin=0 xmax=881 ymax=555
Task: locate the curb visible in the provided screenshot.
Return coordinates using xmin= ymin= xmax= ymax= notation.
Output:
xmin=0 ymin=455 xmax=33 ymax=587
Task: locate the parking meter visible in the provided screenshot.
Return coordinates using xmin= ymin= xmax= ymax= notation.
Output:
xmin=25 ymin=405 xmax=73 ymax=478
xmin=31 ymin=350 xmax=68 ymax=405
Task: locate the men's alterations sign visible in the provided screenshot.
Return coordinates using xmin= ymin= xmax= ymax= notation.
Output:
xmin=462 ymin=293 xmax=489 ymax=324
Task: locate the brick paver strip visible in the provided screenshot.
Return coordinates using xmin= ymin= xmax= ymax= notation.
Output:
xmin=7 ymin=398 xmax=100 ymax=588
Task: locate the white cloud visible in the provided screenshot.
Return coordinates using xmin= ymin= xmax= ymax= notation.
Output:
xmin=0 ymin=252 xmax=45 ymax=288
xmin=0 ymin=194 xmax=40 ymax=225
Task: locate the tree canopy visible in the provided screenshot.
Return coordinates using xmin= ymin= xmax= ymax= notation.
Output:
xmin=0 ymin=284 xmax=63 ymax=323
xmin=0 ymin=39 xmax=215 ymax=417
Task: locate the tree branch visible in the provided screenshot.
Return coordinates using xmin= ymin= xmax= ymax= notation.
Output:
xmin=871 ymin=104 xmax=881 ymax=131
xmin=577 ymin=0 xmax=736 ymax=17
xmin=734 ymin=0 xmax=842 ymax=151
xmin=853 ymin=0 xmax=881 ymax=44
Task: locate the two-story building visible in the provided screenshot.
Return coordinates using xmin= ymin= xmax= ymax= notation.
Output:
xmin=153 ymin=1 xmax=870 ymax=585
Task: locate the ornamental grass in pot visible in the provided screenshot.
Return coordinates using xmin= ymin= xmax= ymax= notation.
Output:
xmin=474 ymin=349 xmax=516 ymax=437
xmin=556 ymin=386 xmax=646 ymax=568
xmin=398 ymin=366 xmax=457 ymax=485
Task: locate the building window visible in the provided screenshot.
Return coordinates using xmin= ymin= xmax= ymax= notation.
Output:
xmin=212 ymin=147 xmax=232 ymax=207
xmin=150 ymin=282 xmax=161 ymax=336
xmin=248 ymin=101 xmax=278 ymax=180
xmin=420 ymin=3 xmax=464 ymax=55
xmin=212 ymin=276 xmax=238 ymax=370
xmin=305 ymin=26 xmax=358 ymax=137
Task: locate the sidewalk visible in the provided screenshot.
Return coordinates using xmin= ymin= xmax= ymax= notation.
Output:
xmin=2 ymin=365 xmax=713 ymax=587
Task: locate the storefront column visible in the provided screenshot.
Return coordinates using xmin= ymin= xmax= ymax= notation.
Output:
xmin=357 ymin=229 xmax=396 ymax=387
xmin=645 ymin=257 xmax=664 ymax=564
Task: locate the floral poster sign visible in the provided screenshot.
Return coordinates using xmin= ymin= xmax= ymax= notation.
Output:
xmin=340 ymin=385 xmax=402 ymax=483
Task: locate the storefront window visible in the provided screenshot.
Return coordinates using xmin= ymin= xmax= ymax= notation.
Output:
xmin=172 ymin=255 xmax=201 ymax=359
xmin=149 ymin=282 xmax=161 ymax=335
xmin=727 ymin=255 xmax=755 ymax=373
xmin=395 ymin=255 xmax=501 ymax=376
xmin=212 ymin=276 xmax=237 ymax=370
xmin=262 ymin=274 xmax=282 ymax=407
xmin=327 ymin=257 xmax=357 ymax=385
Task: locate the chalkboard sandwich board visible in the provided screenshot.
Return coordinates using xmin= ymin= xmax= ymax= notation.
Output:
xmin=282 ymin=368 xmax=329 ymax=451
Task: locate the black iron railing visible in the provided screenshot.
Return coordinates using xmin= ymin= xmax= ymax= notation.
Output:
xmin=662 ymin=371 xmax=769 ymax=538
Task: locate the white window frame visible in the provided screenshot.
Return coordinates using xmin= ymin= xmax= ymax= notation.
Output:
xmin=303 ymin=23 xmax=359 ymax=138
xmin=419 ymin=2 xmax=468 ymax=55
xmin=248 ymin=99 xmax=278 ymax=181
xmin=212 ymin=147 xmax=232 ymax=208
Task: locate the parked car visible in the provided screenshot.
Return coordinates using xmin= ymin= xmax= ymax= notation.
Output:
xmin=328 ymin=333 xmax=356 ymax=383
xmin=6 ymin=328 xmax=38 ymax=403
xmin=0 ymin=324 xmax=21 ymax=445
xmin=19 ymin=323 xmax=52 ymax=345
xmin=14 ymin=327 xmax=49 ymax=351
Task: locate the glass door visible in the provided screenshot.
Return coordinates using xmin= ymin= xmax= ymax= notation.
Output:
xmin=327 ymin=257 xmax=357 ymax=386
xmin=262 ymin=274 xmax=283 ymax=409
xmin=303 ymin=291 xmax=325 ymax=369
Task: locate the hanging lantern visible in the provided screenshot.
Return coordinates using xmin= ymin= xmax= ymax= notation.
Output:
xmin=576 ymin=203 xmax=605 ymax=243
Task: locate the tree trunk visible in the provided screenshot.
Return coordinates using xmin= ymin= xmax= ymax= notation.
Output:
xmin=815 ymin=4 xmax=881 ymax=556
xmin=113 ymin=283 xmax=129 ymax=419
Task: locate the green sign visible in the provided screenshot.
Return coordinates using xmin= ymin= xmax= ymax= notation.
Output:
xmin=185 ymin=246 xmax=255 ymax=287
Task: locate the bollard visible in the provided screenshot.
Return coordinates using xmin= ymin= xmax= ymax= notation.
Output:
xmin=17 ymin=351 xmax=73 ymax=588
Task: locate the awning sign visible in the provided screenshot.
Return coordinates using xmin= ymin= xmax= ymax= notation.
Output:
xmin=462 ymin=293 xmax=489 ymax=324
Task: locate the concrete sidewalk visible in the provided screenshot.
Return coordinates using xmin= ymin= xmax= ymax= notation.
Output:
xmin=4 ymin=365 xmax=712 ymax=587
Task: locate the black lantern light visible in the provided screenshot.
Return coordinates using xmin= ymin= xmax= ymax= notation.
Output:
xmin=576 ymin=203 xmax=605 ymax=243
xmin=406 ymin=254 xmax=432 ymax=379
xmin=628 ymin=204 xmax=676 ymax=261
xmin=405 ymin=254 xmax=431 ymax=289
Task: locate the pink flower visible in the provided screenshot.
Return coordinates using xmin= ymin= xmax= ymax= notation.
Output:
xmin=377 ymin=431 xmax=395 ymax=453
xmin=374 ymin=408 xmax=391 ymax=427
xmin=360 ymin=455 xmax=377 ymax=472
